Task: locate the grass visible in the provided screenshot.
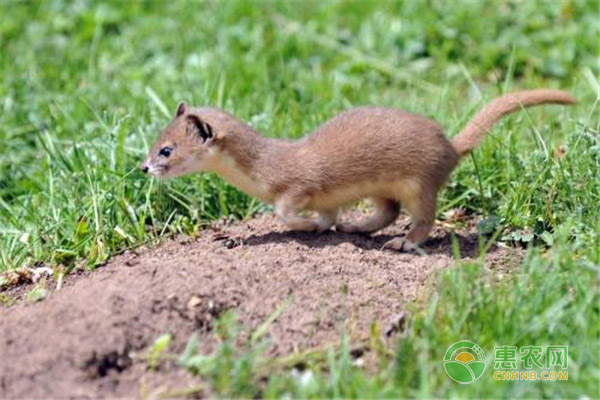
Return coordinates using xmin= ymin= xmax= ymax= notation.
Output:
xmin=1 ymin=0 xmax=599 ymax=398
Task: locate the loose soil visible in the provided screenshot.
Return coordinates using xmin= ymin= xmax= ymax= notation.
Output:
xmin=0 ymin=214 xmax=522 ymax=399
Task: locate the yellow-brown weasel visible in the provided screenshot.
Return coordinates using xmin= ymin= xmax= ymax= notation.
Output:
xmin=142 ymin=90 xmax=576 ymax=251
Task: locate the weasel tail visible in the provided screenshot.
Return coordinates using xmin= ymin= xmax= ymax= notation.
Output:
xmin=452 ymin=89 xmax=577 ymax=158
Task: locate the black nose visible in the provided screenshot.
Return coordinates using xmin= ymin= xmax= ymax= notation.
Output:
xmin=141 ymin=165 xmax=149 ymax=174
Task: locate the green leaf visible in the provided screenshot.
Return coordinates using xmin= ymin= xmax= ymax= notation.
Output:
xmin=541 ymin=231 xmax=554 ymax=246
xmin=148 ymin=333 xmax=173 ymax=370
xmin=27 ymin=286 xmax=49 ymax=303
xmin=477 ymin=215 xmax=501 ymax=235
xmin=178 ymin=333 xmax=199 ymax=367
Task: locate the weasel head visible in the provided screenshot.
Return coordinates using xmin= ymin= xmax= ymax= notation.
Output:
xmin=141 ymin=102 xmax=223 ymax=178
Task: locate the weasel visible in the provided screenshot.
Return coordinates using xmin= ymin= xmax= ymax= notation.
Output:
xmin=142 ymin=90 xmax=576 ymax=251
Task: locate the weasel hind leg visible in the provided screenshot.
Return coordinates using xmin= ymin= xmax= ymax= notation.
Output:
xmin=337 ymin=197 xmax=400 ymax=234
xmin=383 ymin=188 xmax=436 ymax=252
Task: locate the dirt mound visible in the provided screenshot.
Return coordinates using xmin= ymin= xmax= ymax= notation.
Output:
xmin=0 ymin=214 xmax=520 ymax=398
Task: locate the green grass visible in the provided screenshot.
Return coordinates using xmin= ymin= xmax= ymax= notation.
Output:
xmin=1 ymin=1 xmax=599 ymax=398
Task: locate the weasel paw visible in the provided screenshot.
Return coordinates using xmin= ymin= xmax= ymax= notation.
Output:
xmin=381 ymin=238 xmax=418 ymax=252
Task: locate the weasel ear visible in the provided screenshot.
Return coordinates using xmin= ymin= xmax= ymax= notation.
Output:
xmin=187 ymin=115 xmax=214 ymax=143
xmin=175 ymin=102 xmax=187 ymax=117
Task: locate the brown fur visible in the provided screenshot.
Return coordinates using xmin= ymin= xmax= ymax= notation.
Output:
xmin=142 ymin=90 xmax=576 ymax=251
xmin=453 ymin=89 xmax=576 ymax=157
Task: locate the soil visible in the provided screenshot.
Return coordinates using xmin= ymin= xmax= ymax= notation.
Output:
xmin=0 ymin=214 xmax=522 ymax=399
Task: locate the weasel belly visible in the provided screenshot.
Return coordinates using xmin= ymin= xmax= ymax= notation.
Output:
xmin=306 ymin=178 xmax=421 ymax=210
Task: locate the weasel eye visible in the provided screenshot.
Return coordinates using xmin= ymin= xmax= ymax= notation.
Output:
xmin=159 ymin=147 xmax=173 ymax=158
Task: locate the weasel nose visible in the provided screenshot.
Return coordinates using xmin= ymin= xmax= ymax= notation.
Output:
xmin=141 ymin=164 xmax=149 ymax=174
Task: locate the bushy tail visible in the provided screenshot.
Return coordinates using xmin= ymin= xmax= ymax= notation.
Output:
xmin=452 ymin=89 xmax=577 ymax=158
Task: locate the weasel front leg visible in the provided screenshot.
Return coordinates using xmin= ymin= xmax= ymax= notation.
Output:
xmin=275 ymin=194 xmax=338 ymax=232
